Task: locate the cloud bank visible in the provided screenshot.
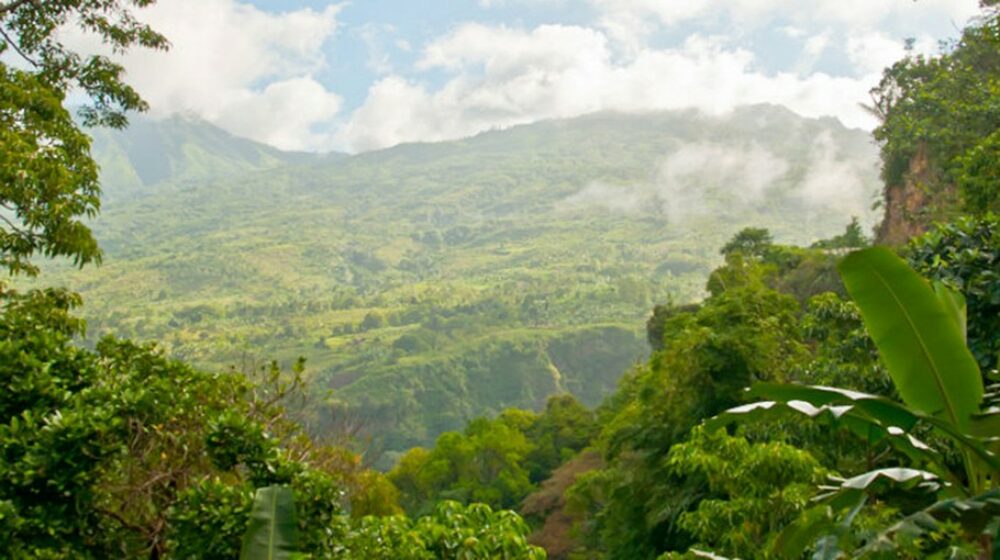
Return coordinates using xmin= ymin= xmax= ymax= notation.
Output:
xmin=64 ymin=0 xmax=344 ymax=151
xmin=561 ymin=136 xmax=876 ymax=225
xmin=339 ymin=28 xmax=885 ymax=152
xmin=64 ymin=0 xmax=982 ymax=152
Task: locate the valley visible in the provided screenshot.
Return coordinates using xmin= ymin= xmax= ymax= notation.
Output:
xmin=38 ymin=104 xmax=880 ymax=458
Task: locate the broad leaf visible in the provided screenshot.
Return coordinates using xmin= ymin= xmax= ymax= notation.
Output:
xmin=771 ymin=506 xmax=839 ymax=559
xmin=705 ymin=399 xmax=943 ymax=473
xmin=690 ymin=549 xmax=737 ymax=560
xmin=829 ymin=468 xmax=939 ymax=492
xmin=857 ymin=489 xmax=1000 ymax=556
xmin=839 ymin=247 xmax=982 ymax=430
xmin=240 ymin=486 xmax=299 ymax=560
xmin=719 ymin=384 xmax=1000 ymax=473
xmin=814 ymin=468 xmax=941 ymax=512
xmin=933 ymin=281 xmax=968 ymax=342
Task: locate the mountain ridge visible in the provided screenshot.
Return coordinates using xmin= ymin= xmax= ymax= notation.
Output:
xmin=43 ymin=105 xmax=882 ymax=457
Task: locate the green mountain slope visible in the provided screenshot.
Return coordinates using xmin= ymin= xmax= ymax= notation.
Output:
xmin=88 ymin=114 xmax=335 ymax=200
xmin=40 ymin=105 xmax=880 ymax=458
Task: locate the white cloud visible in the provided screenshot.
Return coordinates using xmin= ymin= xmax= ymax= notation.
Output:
xmin=213 ymin=77 xmax=342 ymax=150
xmin=57 ymin=0 xmax=983 ymax=153
xmin=589 ymin=0 xmax=978 ymax=58
xmin=359 ymin=23 xmax=401 ymax=76
xmin=562 ymin=181 xmax=647 ymax=215
xmin=656 ymin=143 xmax=790 ymax=222
xmin=797 ymin=131 xmax=876 ymax=217
xmin=340 ymin=24 xmax=611 ymax=151
xmin=63 ymin=0 xmax=344 ymax=151
xmin=559 ymin=137 xmax=878 ymax=227
xmin=340 ymin=28 xmax=883 ymax=152
xmin=590 ymin=0 xmax=979 ymax=33
xmin=845 ymin=31 xmax=940 ymax=76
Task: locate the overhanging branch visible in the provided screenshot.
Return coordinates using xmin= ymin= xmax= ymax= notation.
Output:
xmin=0 ymin=0 xmax=34 ymax=17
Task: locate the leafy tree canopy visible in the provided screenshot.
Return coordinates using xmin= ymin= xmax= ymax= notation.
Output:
xmin=870 ymin=7 xmax=1000 ymax=214
xmin=719 ymin=227 xmax=773 ymax=259
xmin=0 ymin=0 xmax=166 ymax=275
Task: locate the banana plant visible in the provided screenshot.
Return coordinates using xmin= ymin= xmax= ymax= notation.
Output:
xmin=239 ymin=486 xmax=301 ymax=560
xmin=705 ymin=247 xmax=1000 ymax=556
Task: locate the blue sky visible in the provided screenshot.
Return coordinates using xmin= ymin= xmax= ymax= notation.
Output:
xmin=76 ymin=0 xmax=984 ymax=152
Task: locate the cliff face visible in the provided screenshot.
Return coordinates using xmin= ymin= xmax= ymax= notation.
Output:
xmin=876 ymin=146 xmax=933 ymax=245
xmin=875 ymin=145 xmax=959 ymax=245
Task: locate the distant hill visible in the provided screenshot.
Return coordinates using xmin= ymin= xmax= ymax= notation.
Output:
xmin=41 ymin=105 xmax=881 ymax=459
xmin=88 ymin=115 xmax=340 ymax=199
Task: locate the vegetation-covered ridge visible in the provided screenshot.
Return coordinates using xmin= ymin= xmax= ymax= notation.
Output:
xmin=3 ymin=0 xmax=1000 ymax=558
xmin=36 ymin=104 xmax=880 ymax=456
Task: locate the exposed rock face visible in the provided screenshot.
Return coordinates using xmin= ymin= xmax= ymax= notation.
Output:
xmin=521 ymin=450 xmax=604 ymax=559
xmin=875 ymin=144 xmax=960 ymax=245
xmin=876 ymin=145 xmax=933 ymax=245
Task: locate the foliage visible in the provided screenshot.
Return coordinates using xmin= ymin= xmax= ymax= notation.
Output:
xmin=0 ymin=0 xmax=167 ymax=276
xmin=958 ymin=129 xmax=1000 ymax=214
xmin=33 ymin=106 xmax=879 ymax=454
xmin=389 ymin=395 xmax=596 ymax=516
xmin=907 ymin=214 xmax=1000 ymax=371
xmin=568 ymin=274 xmax=807 ymax=559
xmin=840 ymin=247 xmax=982 ymax=431
xmin=0 ymin=288 xmax=396 ymax=558
xmin=239 ymin=486 xmax=300 ymax=560
xmin=342 ymin=501 xmax=546 ymax=559
xmin=811 ymin=217 xmax=870 ymax=250
xmin=707 ymin=232 xmax=846 ymax=303
xmin=719 ymin=227 xmax=773 ymax=259
xmin=795 ymin=292 xmax=892 ymax=398
xmin=167 ymin=480 xmax=254 ymax=560
xmin=709 ymin=247 xmax=1000 ymax=557
xmin=871 ymin=8 xmax=1000 ymax=214
xmin=658 ymin=428 xmax=827 ymax=559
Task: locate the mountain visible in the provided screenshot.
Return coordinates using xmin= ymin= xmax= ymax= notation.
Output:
xmin=40 ymin=105 xmax=881 ymax=460
xmin=88 ymin=114 xmax=340 ymax=200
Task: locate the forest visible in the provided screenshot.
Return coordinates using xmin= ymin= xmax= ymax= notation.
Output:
xmin=1 ymin=1 xmax=999 ymax=559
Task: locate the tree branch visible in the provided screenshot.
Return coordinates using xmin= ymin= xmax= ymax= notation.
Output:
xmin=0 ymin=25 xmax=38 ymax=67
xmin=0 ymin=212 xmax=31 ymax=236
xmin=0 ymin=0 xmax=33 ymax=17
xmin=0 ymin=0 xmax=38 ymax=16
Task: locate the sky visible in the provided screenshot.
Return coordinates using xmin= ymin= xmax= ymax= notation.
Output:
xmin=66 ymin=0 xmax=984 ymax=153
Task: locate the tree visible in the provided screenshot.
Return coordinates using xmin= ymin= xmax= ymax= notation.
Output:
xmin=870 ymin=7 xmax=1000 ymax=215
xmin=570 ymin=277 xmax=807 ymax=559
xmin=719 ymin=227 xmax=773 ymax=259
xmin=659 ymin=428 xmax=827 ymax=559
xmin=0 ymin=0 xmax=167 ymax=276
xmin=908 ymin=214 xmax=1000 ymax=372
xmin=0 ymin=286 xmax=404 ymax=558
xmin=709 ymin=248 xmax=1000 ymax=558
xmin=811 ymin=217 xmax=870 ymax=250
xmin=360 ymin=311 xmax=387 ymax=331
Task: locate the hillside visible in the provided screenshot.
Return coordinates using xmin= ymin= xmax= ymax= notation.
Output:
xmin=88 ymin=114 xmax=332 ymax=200
xmin=39 ymin=105 xmax=881 ymax=458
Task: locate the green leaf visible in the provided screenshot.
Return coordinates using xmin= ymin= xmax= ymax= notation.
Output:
xmin=839 ymin=247 xmax=983 ymax=430
xmin=705 ymin=398 xmax=942 ymax=471
xmin=771 ymin=506 xmax=838 ymax=559
xmin=933 ymin=281 xmax=968 ymax=342
xmin=720 ymin=384 xmax=1000 ymax=473
xmin=239 ymin=486 xmax=299 ymax=560
xmin=814 ymin=468 xmax=941 ymax=513
xmin=829 ymin=468 xmax=940 ymax=492
xmin=972 ymin=411 xmax=1000 ymax=439
xmin=857 ymin=489 xmax=1000 ymax=556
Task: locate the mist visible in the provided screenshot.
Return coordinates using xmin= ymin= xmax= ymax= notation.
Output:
xmin=560 ymin=135 xmax=879 ymax=229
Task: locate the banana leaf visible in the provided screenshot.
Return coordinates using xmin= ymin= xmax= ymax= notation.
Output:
xmin=709 ymin=384 xmax=1000 ymax=477
xmin=704 ymin=399 xmax=943 ymax=472
xmin=240 ymin=486 xmax=299 ymax=560
xmin=838 ymin=248 xmax=982 ymax=430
